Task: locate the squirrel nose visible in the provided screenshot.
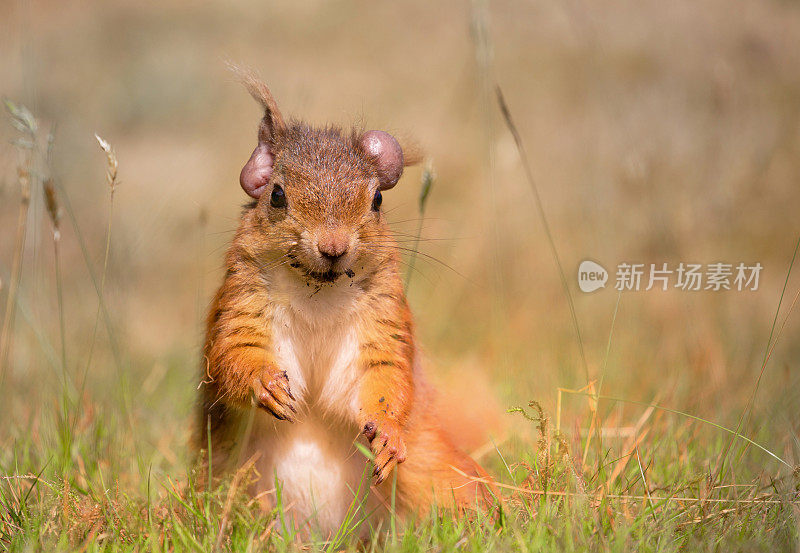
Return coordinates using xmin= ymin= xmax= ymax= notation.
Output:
xmin=317 ymin=233 xmax=349 ymax=262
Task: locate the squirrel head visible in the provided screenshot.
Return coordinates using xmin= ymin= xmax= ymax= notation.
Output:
xmin=234 ymin=70 xmax=415 ymax=284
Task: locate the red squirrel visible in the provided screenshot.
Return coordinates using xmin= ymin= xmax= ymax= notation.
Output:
xmin=197 ymin=71 xmax=491 ymax=535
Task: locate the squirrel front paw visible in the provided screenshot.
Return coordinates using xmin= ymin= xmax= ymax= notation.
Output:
xmin=252 ymin=370 xmax=298 ymax=422
xmin=363 ymin=419 xmax=407 ymax=484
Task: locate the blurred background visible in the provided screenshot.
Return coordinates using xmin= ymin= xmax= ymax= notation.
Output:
xmin=1 ymin=0 xmax=799 ymax=483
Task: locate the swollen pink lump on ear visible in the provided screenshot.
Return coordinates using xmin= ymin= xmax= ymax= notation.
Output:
xmin=359 ymin=130 xmax=404 ymax=190
xmin=240 ymin=144 xmax=274 ymax=199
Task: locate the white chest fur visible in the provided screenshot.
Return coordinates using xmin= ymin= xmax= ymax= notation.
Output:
xmin=271 ymin=294 xmax=362 ymax=420
xmin=245 ymin=280 xmax=375 ymax=535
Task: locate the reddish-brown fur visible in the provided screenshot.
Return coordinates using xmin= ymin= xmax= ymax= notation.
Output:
xmin=196 ymin=72 xmax=492 ymax=528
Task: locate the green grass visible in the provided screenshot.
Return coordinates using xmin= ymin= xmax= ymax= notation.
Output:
xmin=2 ymin=393 xmax=798 ymax=552
xmin=2 ymin=92 xmax=800 ymax=551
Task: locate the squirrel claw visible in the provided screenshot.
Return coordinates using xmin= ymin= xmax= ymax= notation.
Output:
xmin=363 ymin=421 xmax=406 ymax=484
xmin=373 ymin=452 xmax=402 ymax=485
xmin=253 ymin=372 xmax=298 ymax=422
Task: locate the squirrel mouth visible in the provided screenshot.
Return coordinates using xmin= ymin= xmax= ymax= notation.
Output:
xmin=288 ymin=257 xmax=355 ymax=284
xmin=307 ymin=269 xmax=341 ymax=283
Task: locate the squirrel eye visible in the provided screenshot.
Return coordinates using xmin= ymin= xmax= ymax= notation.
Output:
xmin=371 ymin=190 xmax=382 ymax=212
xmin=270 ymin=185 xmax=287 ymax=208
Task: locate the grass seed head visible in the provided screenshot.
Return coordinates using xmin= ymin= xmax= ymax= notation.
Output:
xmin=95 ymin=133 xmax=119 ymax=194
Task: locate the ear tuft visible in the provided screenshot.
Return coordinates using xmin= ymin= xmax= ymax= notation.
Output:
xmin=227 ymin=62 xmax=286 ymax=144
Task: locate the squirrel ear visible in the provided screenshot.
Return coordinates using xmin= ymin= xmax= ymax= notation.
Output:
xmin=252 ymin=89 xmax=286 ymax=146
xmin=229 ymin=65 xmax=286 ymax=198
xmin=358 ymin=130 xmax=404 ymax=190
xmin=231 ymin=65 xmax=287 ymax=145
xmin=240 ymin=143 xmax=273 ymax=199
